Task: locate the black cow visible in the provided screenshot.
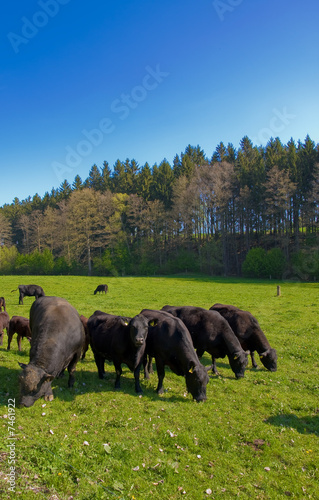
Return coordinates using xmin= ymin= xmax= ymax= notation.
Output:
xmin=7 ymin=316 xmax=32 ymax=351
xmin=161 ymin=305 xmax=248 ymax=379
xmin=87 ymin=310 xmax=152 ymax=393
xmin=140 ymin=309 xmax=209 ymax=402
xmin=94 ymin=284 xmax=108 ymax=295
xmin=0 ymin=311 xmax=10 ymax=346
xmin=18 ymin=296 xmax=85 ymax=407
xmin=0 ymin=296 xmax=6 ymax=311
xmin=12 ymin=284 xmax=45 ymax=305
xmin=210 ymin=303 xmax=277 ymax=371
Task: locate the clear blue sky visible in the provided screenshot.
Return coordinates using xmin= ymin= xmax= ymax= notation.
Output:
xmin=1 ymin=0 xmax=318 ymax=205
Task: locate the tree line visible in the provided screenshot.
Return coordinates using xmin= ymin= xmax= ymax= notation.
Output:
xmin=1 ymin=135 xmax=319 ymax=279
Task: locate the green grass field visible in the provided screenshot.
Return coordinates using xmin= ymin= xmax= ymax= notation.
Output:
xmin=0 ymin=275 xmax=318 ymax=499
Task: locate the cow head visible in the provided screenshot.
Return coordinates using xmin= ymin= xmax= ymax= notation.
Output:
xmin=259 ymin=348 xmax=277 ymax=371
xmin=18 ymin=362 xmax=54 ymax=407
xmin=228 ymin=350 xmax=248 ymax=378
xmin=126 ymin=314 xmax=155 ymax=348
xmin=185 ymin=362 xmax=209 ymax=402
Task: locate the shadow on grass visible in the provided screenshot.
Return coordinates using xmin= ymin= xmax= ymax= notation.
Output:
xmin=266 ymin=413 xmax=319 ymax=436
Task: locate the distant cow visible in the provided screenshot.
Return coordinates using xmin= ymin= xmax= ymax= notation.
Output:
xmin=7 ymin=316 xmax=32 ymax=351
xmin=18 ymin=296 xmax=85 ymax=407
xmin=87 ymin=310 xmax=151 ymax=393
xmin=94 ymin=284 xmax=108 ymax=295
xmin=210 ymin=303 xmax=277 ymax=371
xmin=161 ymin=305 xmax=248 ymax=379
xmin=0 ymin=297 xmax=6 ymax=311
xmin=140 ymin=309 xmax=209 ymax=402
xmin=12 ymin=284 xmax=45 ymax=305
xmin=80 ymin=315 xmax=90 ymax=360
xmin=0 ymin=311 xmax=10 ymax=346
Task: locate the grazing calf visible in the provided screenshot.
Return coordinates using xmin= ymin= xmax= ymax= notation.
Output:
xmin=0 ymin=296 xmax=6 ymax=311
xmin=80 ymin=315 xmax=90 ymax=360
xmin=94 ymin=284 xmax=108 ymax=295
xmin=140 ymin=309 xmax=209 ymax=402
xmin=7 ymin=316 xmax=32 ymax=351
xmin=161 ymin=305 xmax=248 ymax=379
xmin=19 ymin=296 xmax=84 ymax=407
xmin=87 ymin=310 xmax=151 ymax=393
xmin=12 ymin=284 xmax=45 ymax=305
xmin=0 ymin=311 xmax=10 ymax=346
xmin=210 ymin=303 xmax=277 ymax=371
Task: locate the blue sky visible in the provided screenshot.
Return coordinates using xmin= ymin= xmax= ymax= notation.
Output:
xmin=1 ymin=0 xmax=318 ymax=205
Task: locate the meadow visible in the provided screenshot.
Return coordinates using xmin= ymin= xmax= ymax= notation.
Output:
xmin=0 ymin=275 xmax=318 ymax=500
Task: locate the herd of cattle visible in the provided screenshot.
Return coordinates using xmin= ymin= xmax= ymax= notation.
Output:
xmin=0 ymin=283 xmax=277 ymax=408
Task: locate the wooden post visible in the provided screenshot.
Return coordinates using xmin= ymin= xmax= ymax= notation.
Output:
xmin=277 ymin=285 xmax=281 ymax=296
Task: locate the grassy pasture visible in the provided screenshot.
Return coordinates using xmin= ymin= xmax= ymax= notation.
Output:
xmin=0 ymin=275 xmax=318 ymax=499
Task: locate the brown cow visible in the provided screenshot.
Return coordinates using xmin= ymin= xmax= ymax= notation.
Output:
xmin=7 ymin=316 xmax=32 ymax=351
xmin=0 ymin=297 xmax=6 ymax=311
xmin=0 ymin=311 xmax=10 ymax=346
xmin=80 ymin=315 xmax=90 ymax=359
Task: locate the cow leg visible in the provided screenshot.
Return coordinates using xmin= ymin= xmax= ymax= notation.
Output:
xmin=155 ymin=358 xmax=165 ymax=394
xmin=251 ymin=351 xmax=258 ymax=369
xmin=93 ymin=352 xmax=105 ymax=379
xmin=17 ymin=334 xmax=22 ymax=351
xmin=81 ymin=337 xmax=89 ymax=360
xmin=133 ymin=363 xmax=143 ymax=394
xmin=143 ymin=355 xmax=154 ymax=380
xmin=147 ymin=356 xmax=154 ymax=375
xmin=0 ymin=331 xmax=3 ymax=346
xmin=19 ymin=293 xmax=23 ymax=305
xmin=7 ymin=330 xmax=13 ymax=350
xmin=67 ymin=353 xmax=80 ymax=388
xmin=211 ymin=357 xmax=220 ymax=375
xmin=113 ymin=362 xmax=123 ymax=390
xmin=44 ymin=384 xmax=54 ymax=402
xmin=143 ymin=354 xmax=150 ymax=380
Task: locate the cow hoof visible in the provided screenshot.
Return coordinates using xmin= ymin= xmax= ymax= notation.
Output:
xmin=44 ymin=394 xmax=54 ymax=402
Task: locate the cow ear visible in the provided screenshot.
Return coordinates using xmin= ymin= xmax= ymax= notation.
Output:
xmin=42 ymin=372 xmax=54 ymax=382
xmin=259 ymin=349 xmax=270 ymax=358
xmin=120 ymin=318 xmax=130 ymax=326
xmin=148 ymin=318 xmax=158 ymax=327
xmin=188 ymin=362 xmax=195 ymax=374
xmin=18 ymin=362 xmax=28 ymax=370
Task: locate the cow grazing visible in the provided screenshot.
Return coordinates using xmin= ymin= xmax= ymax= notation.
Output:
xmin=94 ymin=284 xmax=108 ymax=295
xmin=161 ymin=305 xmax=248 ymax=379
xmin=87 ymin=310 xmax=151 ymax=393
xmin=140 ymin=309 xmax=209 ymax=402
xmin=0 ymin=296 xmax=6 ymax=311
xmin=80 ymin=315 xmax=90 ymax=360
xmin=210 ymin=303 xmax=277 ymax=371
xmin=7 ymin=316 xmax=32 ymax=351
xmin=12 ymin=284 xmax=45 ymax=305
xmin=18 ymin=296 xmax=85 ymax=407
xmin=0 ymin=311 xmax=10 ymax=346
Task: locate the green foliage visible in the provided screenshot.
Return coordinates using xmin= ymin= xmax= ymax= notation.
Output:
xmin=290 ymin=249 xmax=319 ymax=280
xmin=265 ymin=248 xmax=287 ymax=279
xmin=242 ymin=247 xmax=267 ymax=278
xmin=0 ymin=275 xmax=318 ymax=499
xmin=15 ymin=249 xmax=54 ymax=275
xmin=242 ymin=247 xmax=287 ymax=279
xmin=160 ymin=249 xmax=200 ymax=274
xmin=0 ymin=245 xmax=18 ymax=273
